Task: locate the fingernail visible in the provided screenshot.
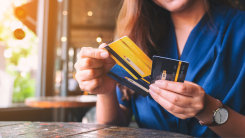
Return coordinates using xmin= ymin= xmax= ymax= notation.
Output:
xmin=150 ymin=85 xmax=156 ymax=91
xmin=100 ymin=52 xmax=108 ymax=58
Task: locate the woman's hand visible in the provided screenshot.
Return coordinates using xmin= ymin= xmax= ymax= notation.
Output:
xmin=74 ymin=43 xmax=116 ymax=94
xmin=149 ymin=80 xmax=206 ymax=119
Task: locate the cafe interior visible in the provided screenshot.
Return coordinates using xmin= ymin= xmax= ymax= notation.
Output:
xmin=0 ymin=0 xmax=245 ymax=137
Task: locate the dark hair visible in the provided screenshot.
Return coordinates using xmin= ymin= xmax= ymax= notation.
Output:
xmin=116 ymin=0 xmax=234 ymax=101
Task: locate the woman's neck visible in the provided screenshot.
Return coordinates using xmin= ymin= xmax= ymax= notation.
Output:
xmin=170 ymin=0 xmax=208 ymax=58
xmin=171 ymin=0 xmax=208 ymax=30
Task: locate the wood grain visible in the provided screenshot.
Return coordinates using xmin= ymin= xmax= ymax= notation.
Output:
xmin=0 ymin=122 xmax=193 ymax=138
xmin=25 ymin=95 xmax=97 ymax=108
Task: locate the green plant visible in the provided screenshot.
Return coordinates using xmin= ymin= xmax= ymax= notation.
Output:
xmin=0 ymin=1 xmax=38 ymax=103
xmin=12 ymin=73 xmax=35 ymax=103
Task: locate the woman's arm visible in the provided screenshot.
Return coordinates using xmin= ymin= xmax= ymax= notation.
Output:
xmin=196 ymin=94 xmax=245 ymax=137
xmin=96 ymin=88 xmax=133 ymax=127
xmin=75 ymin=43 xmax=132 ymax=126
xmin=149 ymin=80 xmax=245 ymax=137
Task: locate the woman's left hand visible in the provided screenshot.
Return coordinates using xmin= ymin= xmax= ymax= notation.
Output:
xmin=149 ymin=80 xmax=206 ymax=119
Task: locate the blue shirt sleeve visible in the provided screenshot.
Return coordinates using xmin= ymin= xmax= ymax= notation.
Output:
xmin=116 ymin=86 xmax=132 ymax=108
xmin=201 ymin=10 xmax=245 ymax=115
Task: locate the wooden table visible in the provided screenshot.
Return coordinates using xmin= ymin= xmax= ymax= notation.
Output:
xmin=25 ymin=95 xmax=97 ymax=108
xmin=0 ymin=122 xmax=192 ymax=138
xmin=25 ymin=95 xmax=97 ymax=122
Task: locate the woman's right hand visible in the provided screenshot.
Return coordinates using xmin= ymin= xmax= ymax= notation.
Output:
xmin=74 ymin=43 xmax=116 ymax=94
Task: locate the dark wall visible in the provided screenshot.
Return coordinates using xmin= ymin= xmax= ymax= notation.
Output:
xmin=0 ymin=108 xmax=53 ymax=121
xmin=230 ymin=0 xmax=245 ymax=10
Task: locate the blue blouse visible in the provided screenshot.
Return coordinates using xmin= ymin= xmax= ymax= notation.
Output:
xmin=116 ymin=4 xmax=245 ymax=137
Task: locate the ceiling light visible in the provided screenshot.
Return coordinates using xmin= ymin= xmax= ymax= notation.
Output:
xmin=87 ymin=11 xmax=93 ymax=16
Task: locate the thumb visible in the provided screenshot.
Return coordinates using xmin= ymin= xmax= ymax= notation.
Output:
xmin=99 ymin=43 xmax=115 ymax=64
xmin=79 ymin=46 xmax=108 ymax=59
xmin=98 ymin=43 xmax=108 ymax=49
xmin=98 ymin=43 xmax=110 ymax=59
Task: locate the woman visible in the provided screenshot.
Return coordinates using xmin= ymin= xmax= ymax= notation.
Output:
xmin=75 ymin=0 xmax=245 ymax=137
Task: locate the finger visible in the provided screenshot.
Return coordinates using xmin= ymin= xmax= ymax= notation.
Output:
xmin=155 ymin=80 xmax=198 ymax=96
xmin=77 ymin=50 xmax=82 ymax=60
xmin=79 ymin=47 xmax=109 ymax=59
xmin=76 ymin=68 xmax=103 ymax=81
xmin=149 ymin=89 xmax=195 ymax=116
xmin=99 ymin=43 xmax=115 ymax=64
xmin=149 ymin=84 xmax=193 ymax=108
xmin=75 ymin=58 xmax=103 ymax=70
xmin=98 ymin=43 xmax=108 ymax=49
xmin=79 ymin=77 xmax=103 ymax=92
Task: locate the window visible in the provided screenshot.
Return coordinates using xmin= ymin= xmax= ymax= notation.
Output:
xmin=0 ymin=0 xmax=38 ymax=106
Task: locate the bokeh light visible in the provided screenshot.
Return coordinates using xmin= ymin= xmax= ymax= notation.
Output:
xmin=63 ymin=11 xmax=67 ymax=15
xmin=87 ymin=11 xmax=93 ymax=16
xmin=13 ymin=28 xmax=25 ymax=40
xmin=20 ymin=72 xmax=26 ymax=77
xmin=61 ymin=36 xmax=67 ymax=42
xmin=96 ymin=37 xmax=102 ymax=43
xmin=4 ymin=49 xmax=13 ymax=58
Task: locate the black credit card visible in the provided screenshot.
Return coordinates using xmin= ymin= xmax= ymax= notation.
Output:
xmin=107 ymin=64 xmax=150 ymax=97
xmin=151 ymin=55 xmax=189 ymax=84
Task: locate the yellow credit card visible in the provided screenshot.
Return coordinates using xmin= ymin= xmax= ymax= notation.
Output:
xmin=104 ymin=36 xmax=152 ymax=80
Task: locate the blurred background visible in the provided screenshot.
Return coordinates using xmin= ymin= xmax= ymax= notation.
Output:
xmin=0 ymin=0 xmax=244 ymax=125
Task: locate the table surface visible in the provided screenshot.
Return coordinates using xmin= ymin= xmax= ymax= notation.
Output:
xmin=0 ymin=121 xmax=192 ymax=138
xmin=25 ymin=95 xmax=97 ymax=108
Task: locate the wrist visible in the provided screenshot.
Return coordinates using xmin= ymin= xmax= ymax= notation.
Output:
xmin=195 ymin=94 xmax=220 ymax=123
xmin=97 ymin=83 xmax=117 ymax=97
